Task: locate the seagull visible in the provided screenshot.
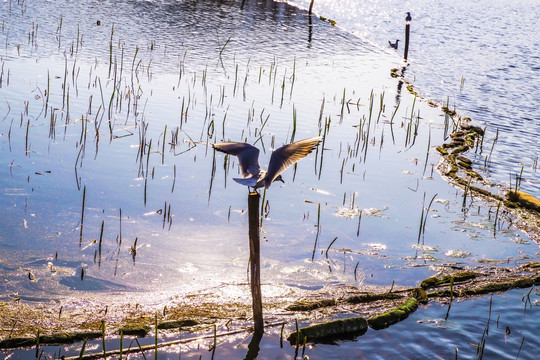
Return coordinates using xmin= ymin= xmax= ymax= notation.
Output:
xmin=406 ymin=12 xmax=412 ymax=22
xmin=389 ymin=39 xmax=399 ymax=49
xmin=212 ymin=136 xmax=322 ymax=190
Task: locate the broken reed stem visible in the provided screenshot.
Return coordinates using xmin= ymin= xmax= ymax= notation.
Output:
xmin=312 ymin=203 xmax=321 ymax=261
xmin=79 ymin=185 xmax=86 ymax=246
xmin=325 ymin=237 xmax=337 ymax=259
xmin=445 ymin=277 xmax=454 ymax=320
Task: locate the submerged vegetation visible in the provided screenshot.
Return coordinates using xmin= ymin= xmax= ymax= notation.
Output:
xmin=0 ymin=261 xmax=538 ymax=352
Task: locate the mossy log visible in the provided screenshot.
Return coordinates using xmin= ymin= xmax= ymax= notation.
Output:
xmin=460 ymin=123 xmax=484 ymax=135
xmin=157 ymin=319 xmax=198 ymax=330
xmin=456 ymin=156 xmax=472 ymax=165
xmin=367 ymin=298 xmax=418 ymax=330
xmin=0 ymin=337 xmax=35 ymax=349
xmin=457 ymin=160 xmax=472 ymax=169
xmin=427 ymin=276 xmax=539 ymax=298
xmin=0 ymin=331 xmax=102 ymax=349
xmin=465 ymin=169 xmax=483 ymax=181
xmin=506 ymin=191 xmax=540 ymax=213
xmin=118 ymin=323 xmax=151 ymax=337
xmin=287 ymin=316 xmax=368 ymax=344
xmin=410 ymin=287 xmax=428 ymax=304
xmin=285 ymin=299 xmax=337 ymax=311
xmin=420 ymin=271 xmax=477 ymax=290
xmin=450 ymin=131 xmax=465 ymax=139
xmin=442 ymin=139 xmax=465 ymax=148
xmin=345 ymin=292 xmax=402 ymax=304
xmin=436 ymin=146 xmax=448 ymax=156
xmin=451 ymin=145 xmax=470 ymax=154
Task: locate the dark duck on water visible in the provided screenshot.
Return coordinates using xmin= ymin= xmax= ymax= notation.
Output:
xmin=389 ymin=39 xmax=399 ymax=49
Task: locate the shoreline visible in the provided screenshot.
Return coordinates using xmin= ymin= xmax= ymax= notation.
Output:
xmin=0 ymin=1 xmax=538 ymax=357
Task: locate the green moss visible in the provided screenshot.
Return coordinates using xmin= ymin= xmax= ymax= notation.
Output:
xmin=345 ymin=293 xmax=402 ymax=304
xmin=287 ymin=316 xmax=368 ymax=344
xmin=465 ymin=170 xmax=483 ymax=181
xmin=118 ymin=323 xmax=151 ymax=337
xmin=441 ymin=106 xmax=457 ymax=117
xmin=451 ymin=145 xmax=470 ymax=154
xmin=420 ymin=272 xmax=477 ymax=290
xmin=157 ymin=319 xmax=198 ymax=330
xmin=40 ymin=331 xmax=102 ymax=345
xmin=503 ymin=200 xmax=519 ymax=208
xmin=446 ymin=163 xmax=458 ymax=177
xmin=457 ymin=160 xmax=472 ymax=169
xmin=428 ymin=277 xmax=536 ymax=298
xmin=367 ymin=298 xmax=418 ymax=330
xmin=450 ymin=131 xmax=465 ymax=139
xmin=456 ymin=156 xmax=472 ymax=165
xmin=0 ymin=337 xmax=35 ymax=349
xmin=442 ymin=139 xmax=465 ymax=149
xmin=461 ymin=124 xmax=484 ymax=135
xmin=506 ymin=191 xmax=540 ymax=213
xmin=0 ymin=330 xmax=102 ymax=349
xmin=286 ymin=299 xmax=336 ymax=311
xmin=410 ymin=288 xmax=428 ymax=304
xmin=436 ymin=146 xmax=448 ymax=156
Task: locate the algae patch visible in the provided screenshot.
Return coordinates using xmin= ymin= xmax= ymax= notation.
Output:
xmin=367 ymin=298 xmax=418 ymax=330
xmin=288 ymin=317 xmax=368 ymax=344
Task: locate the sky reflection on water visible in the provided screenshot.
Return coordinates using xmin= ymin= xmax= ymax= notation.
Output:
xmin=0 ymin=1 xmax=538 ymax=358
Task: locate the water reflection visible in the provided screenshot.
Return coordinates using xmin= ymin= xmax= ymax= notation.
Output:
xmin=244 ymin=331 xmax=263 ymax=360
xmin=0 ymin=1 xmax=538 ymax=358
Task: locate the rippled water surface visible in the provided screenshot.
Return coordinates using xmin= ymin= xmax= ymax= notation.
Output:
xmin=290 ymin=0 xmax=540 ymax=196
xmin=0 ymin=0 xmax=538 ymax=358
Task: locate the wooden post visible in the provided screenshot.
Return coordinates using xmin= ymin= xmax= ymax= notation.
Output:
xmin=308 ymin=0 xmax=315 ymax=15
xmin=404 ymin=12 xmax=411 ymax=61
xmin=248 ymin=191 xmax=264 ymax=334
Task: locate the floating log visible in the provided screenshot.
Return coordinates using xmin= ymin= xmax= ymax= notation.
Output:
xmin=367 ymin=298 xmax=418 ymax=330
xmin=288 ymin=316 xmax=368 ymax=344
xmin=506 ymin=191 xmax=540 ymax=213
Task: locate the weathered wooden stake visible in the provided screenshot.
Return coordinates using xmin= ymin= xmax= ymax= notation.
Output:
xmin=404 ymin=12 xmax=411 ymax=61
xmin=248 ymin=191 xmax=264 ymax=334
xmin=308 ymin=0 xmax=315 ymax=15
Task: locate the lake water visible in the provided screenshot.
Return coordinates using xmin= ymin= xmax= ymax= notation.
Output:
xmin=289 ymin=0 xmax=540 ymax=197
xmin=0 ymin=0 xmax=538 ymax=358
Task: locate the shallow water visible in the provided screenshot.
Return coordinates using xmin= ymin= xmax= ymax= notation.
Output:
xmin=0 ymin=0 xmax=538 ymax=358
xmin=289 ymin=0 xmax=540 ymax=197
xmin=21 ymin=288 xmax=540 ymax=359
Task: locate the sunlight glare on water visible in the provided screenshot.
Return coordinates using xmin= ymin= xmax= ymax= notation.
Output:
xmin=0 ymin=0 xmax=538 ymax=358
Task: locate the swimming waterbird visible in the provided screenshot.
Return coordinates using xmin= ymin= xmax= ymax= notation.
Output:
xmin=406 ymin=12 xmax=412 ymax=22
xmin=212 ymin=137 xmax=322 ymax=190
xmin=389 ymin=39 xmax=399 ymax=49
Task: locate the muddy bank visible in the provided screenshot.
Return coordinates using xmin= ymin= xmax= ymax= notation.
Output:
xmin=1 ymin=261 xmax=538 ymax=350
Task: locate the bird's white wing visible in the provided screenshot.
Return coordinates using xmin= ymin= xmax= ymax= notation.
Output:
xmin=212 ymin=142 xmax=261 ymax=178
xmin=265 ymin=136 xmax=322 ymax=188
xmin=233 ymin=177 xmax=258 ymax=187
